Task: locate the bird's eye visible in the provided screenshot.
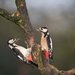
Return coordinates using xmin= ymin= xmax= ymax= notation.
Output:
xmin=14 ymin=38 xmax=16 ymax=41
xmin=41 ymin=28 xmax=43 ymax=30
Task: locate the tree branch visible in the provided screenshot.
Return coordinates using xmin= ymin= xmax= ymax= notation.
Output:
xmin=0 ymin=0 xmax=75 ymax=75
xmin=0 ymin=8 xmax=20 ymax=22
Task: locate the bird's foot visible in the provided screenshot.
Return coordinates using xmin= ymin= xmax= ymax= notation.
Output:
xmin=23 ymin=57 xmax=26 ymax=62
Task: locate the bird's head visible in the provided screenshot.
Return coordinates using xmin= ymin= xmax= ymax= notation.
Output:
xmin=36 ymin=27 xmax=48 ymax=33
xmin=7 ymin=38 xmax=20 ymax=44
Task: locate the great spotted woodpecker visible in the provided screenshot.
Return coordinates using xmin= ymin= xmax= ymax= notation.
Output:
xmin=36 ymin=27 xmax=53 ymax=63
xmin=7 ymin=38 xmax=33 ymax=64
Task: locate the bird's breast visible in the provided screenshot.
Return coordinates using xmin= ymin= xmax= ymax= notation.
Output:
xmin=41 ymin=34 xmax=48 ymax=51
xmin=15 ymin=46 xmax=30 ymax=57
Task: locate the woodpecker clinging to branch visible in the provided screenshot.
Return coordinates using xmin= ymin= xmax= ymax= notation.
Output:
xmin=36 ymin=27 xmax=53 ymax=63
xmin=7 ymin=38 xmax=33 ymax=64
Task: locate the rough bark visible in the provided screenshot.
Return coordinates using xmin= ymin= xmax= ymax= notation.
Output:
xmin=0 ymin=0 xmax=75 ymax=75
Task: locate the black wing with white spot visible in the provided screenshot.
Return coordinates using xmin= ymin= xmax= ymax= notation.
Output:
xmin=47 ymin=35 xmax=51 ymax=49
xmin=47 ymin=35 xmax=53 ymax=61
xmin=12 ymin=47 xmax=26 ymax=61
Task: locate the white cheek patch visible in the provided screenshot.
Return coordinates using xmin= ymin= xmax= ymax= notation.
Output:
xmin=9 ymin=39 xmax=14 ymax=44
xmin=42 ymin=29 xmax=47 ymax=32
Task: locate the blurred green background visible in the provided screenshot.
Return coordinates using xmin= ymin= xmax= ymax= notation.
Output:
xmin=0 ymin=0 xmax=75 ymax=75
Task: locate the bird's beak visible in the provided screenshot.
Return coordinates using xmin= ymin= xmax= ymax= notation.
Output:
xmin=16 ymin=38 xmax=21 ymax=41
xmin=35 ymin=28 xmax=40 ymax=31
xmin=14 ymin=38 xmax=21 ymax=43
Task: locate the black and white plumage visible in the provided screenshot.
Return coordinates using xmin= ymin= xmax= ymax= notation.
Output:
xmin=7 ymin=38 xmax=33 ymax=63
xmin=36 ymin=27 xmax=53 ymax=63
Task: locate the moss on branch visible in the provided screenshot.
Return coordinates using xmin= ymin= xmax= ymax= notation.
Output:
xmin=0 ymin=8 xmax=20 ymax=22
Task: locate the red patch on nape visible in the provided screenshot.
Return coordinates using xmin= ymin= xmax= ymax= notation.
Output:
xmin=43 ymin=49 xmax=50 ymax=60
xmin=26 ymin=54 xmax=33 ymax=61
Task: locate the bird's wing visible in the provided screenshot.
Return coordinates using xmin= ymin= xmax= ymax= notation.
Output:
xmin=12 ymin=47 xmax=26 ymax=61
xmin=47 ymin=35 xmax=51 ymax=50
xmin=15 ymin=46 xmax=31 ymax=57
xmin=47 ymin=35 xmax=53 ymax=61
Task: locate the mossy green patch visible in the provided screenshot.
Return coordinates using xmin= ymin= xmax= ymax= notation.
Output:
xmin=18 ymin=19 xmax=22 ymax=23
xmin=37 ymin=47 xmax=43 ymax=68
xmin=20 ymin=1 xmax=24 ymax=4
xmin=19 ymin=24 xmax=24 ymax=29
xmin=0 ymin=11 xmax=3 ymax=14
xmin=11 ymin=14 xmax=15 ymax=17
